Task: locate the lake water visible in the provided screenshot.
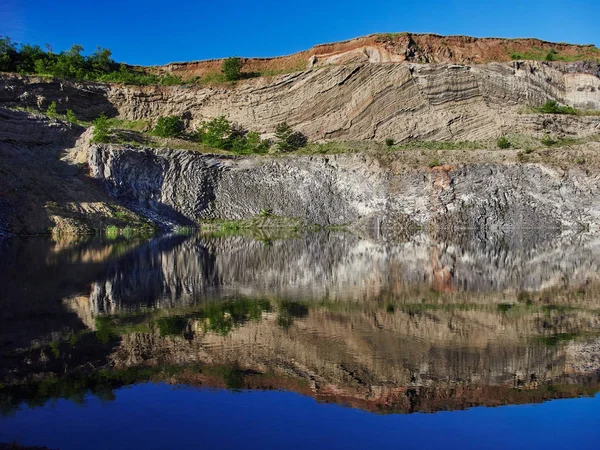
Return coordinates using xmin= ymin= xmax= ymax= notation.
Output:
xmin=1 ymin=231 xmax=600 ymax=449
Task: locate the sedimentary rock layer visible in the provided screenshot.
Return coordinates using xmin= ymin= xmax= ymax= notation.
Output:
xmin=2 ymin=60 xmax=600 ymax=142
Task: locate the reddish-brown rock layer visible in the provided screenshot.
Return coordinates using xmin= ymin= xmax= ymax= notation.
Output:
xmin=152 ymin=33 xmax=600 ymax=80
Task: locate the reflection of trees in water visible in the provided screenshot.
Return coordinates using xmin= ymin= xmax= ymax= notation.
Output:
xmin=3 ymin=231 xmax=600 ymax=415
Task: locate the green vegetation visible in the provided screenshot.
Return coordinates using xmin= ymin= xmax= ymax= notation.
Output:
xmin=274 ymin=122 xmax=308 ymax=152
xmin=222 ymin=56 xmax=244 ymax=81
xmin=509 ymin=47 xmax=598 ymax=62
xmin=92 ymin=298 xmax=273 ymax=339
xmin=152 ymin=115 xmax=183 ymax=138
xmin=276 ymin=300 xmax=309 ymax=329
xmin=391 ymin=140 xmax=482 ymax=151
xmin=0 ymin=36 xmax=184 ymax=85
xmin=195 ymin=116 xmax=271 ymax=154
xmin=385 ymin=138 xmax=395 ymax=147
xmin=92 ymin=114 xmax=110 ymax=143
xmin=103 ymin=223 xmax=153 ymax=240
xmin=155 ymin=316 xmax=187 ymax=336
xmin=200 ymin=213 xmax=304 ymax=235
xmin=536 ymin=333 xmax=579 ymax=347
xmin=49 ymin=340 xmax=61 ymax=358
xmin=45 ymin=101 xmax=57 ymax=118
xmin=497 ymin=136 xmax=511 ymax=149
xmin=0 ymin=365 xmax=182 ymax=415
xmin=540 ymin=134 xmax=557 ymax=146
xmin=536 ymin=100 xmax=577 ymax=115
xmin=428 ymin=159 xmax=442 ymax=168
xmin=65 ymin=109 xmax=77 ymax=123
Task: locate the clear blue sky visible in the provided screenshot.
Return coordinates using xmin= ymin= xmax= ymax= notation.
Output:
xmin=1 ymin=0 xmax=598 ymax=66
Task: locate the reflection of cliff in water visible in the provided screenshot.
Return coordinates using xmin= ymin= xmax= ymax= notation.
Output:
xmin=2 ymin=231 xmax=600 ymax=415
xmin=89 ymin=230 xmax=600 ymax=312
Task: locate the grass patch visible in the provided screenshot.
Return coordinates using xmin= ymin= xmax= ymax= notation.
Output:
xmin=510 ymin=48 xmax=599 ymax=62
xmin=199 ymin=214 xmax=304 ymax=233
xmin=392 ymin=140 xmax=483 ymax=151
xmin=497 ymin=136 xmax=511 ymax=149
xmin=106 ymin=118 xmax=149 ymax=132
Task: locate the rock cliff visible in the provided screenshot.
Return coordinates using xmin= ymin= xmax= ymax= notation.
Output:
xmin=3 ymin=60 xmax=600 ymax=142
xmin=87 ymin=143 xmax=600 ymax=232
xmin=1 ymin=34 xmax=600 ymax=234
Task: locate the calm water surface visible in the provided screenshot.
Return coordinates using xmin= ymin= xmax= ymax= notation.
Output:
xmin=1 ymin=231 xmax=600 ymax=449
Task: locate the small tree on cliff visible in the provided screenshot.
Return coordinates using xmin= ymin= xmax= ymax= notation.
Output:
xmin=153 ymin=116 xmax=183 ymax=137
xmin=222 ymin=57 xmax=243 ymax=81
xmin=275 ymin=122 xmax=308 ymax=152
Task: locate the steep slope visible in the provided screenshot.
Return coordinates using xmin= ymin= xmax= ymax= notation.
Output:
xmin=3 ymin=60 xmax=600 ymax=143
xmin=0 ymin=108 xmax=151 ymax=234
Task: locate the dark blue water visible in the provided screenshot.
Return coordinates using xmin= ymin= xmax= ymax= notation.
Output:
xmin=1 ymin=384 xmax=599 ymax=450
xmin=2 ymin=232 xmax=600 ymax=449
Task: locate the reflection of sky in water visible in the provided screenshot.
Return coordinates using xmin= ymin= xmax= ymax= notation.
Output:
xmin=1 ymin=384 xmax=599 ymax=450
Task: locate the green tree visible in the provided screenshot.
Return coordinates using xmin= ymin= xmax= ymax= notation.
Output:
xmin=16 ymin=44 xmax=46 ymax=73
xmin=46 ymin=101 xmax=58 ymax=118
xmin=88 ymin=47 xmax=113 ymax=73
xmin=198 ymin=116 xmax=232 ymax=148
xmin=244 ymin=131 xmax=269 ymax=153
xmin=66 ymin=109 xmax=77 ymax=123
xmin=0 ymin=36 xmax=17 ymax=71
xmin=153 ymin=116 xmax=183 ymax=137
xmin=92 ymin=114 xmax=110 ymax=143
xmin=222 ymin=56 xmax=243 ymax=81
xmin=275 ymin=122 xmax=307 ymax=151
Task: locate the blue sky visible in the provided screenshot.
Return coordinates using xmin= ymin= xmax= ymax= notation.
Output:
xmin=1 ymin=0 xmax=598 ymax=66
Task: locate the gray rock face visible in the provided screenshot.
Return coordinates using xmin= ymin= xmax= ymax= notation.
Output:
xmin=88 ymin=144 xmax=600 ymax=232
xmin=82 ymin=231 xmax=600 ymax=313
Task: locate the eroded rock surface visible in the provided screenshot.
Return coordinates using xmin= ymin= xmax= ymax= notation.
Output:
xmin=88 ymin=144 xmax=600 ymax=232
xmin=2 ymin=60 xmax=600 ymax=142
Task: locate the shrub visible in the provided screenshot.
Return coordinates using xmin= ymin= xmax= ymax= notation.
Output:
xmin=275 ymin=122 xmax=308 ymax=151
xmin=222 ymin=56 xmax=243 ymax=81
xmin=153 ymin=116 xmax=183 ymax=138
xmin=46 ymin=101 xmax=57 ymax=118
xmin=105 ymin=224 xmax=119 ymax=238
xmin=540 ymin=135 xmax=556 ymax=146
xmin=243 ymin=131 xmax=270 ymax=154
xmin=428 ymin=159 xmax=441 ymax=168
xmin=385 ymin=138 xmax=395 ymax=147
xmin=497 ymin=136 xmax=511 ymax=149
xmin=66 ymin=109 xmax=77 ymax=123
xmin=93 ymin=114 xmax=110 ymax=143
xmin=287 ymin=131 xmax=308 ymax=149
xmin=229 ymin=122 xmax=248 ymax=140
xmin=155 ymin=316 xmax=187 ymax=337
xmin=197 ymin=116 xmax=232 ymax=148
xmin=545 ymin=49 xmax=558 ymax=61
xmin=196 ymin=116 xmax=269 ymax=153
xmin=538 ymin=100 xmax=577 ymax=115
xmin=275 ymin=122 xmax=293 ymax=145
